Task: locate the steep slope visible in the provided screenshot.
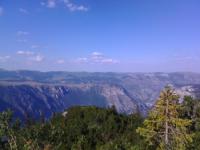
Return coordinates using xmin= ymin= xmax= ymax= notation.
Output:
xmin=0 ymin=70 xmax=200 ymax=119
xmin=0 ymin=83 xmax=140 ymax=119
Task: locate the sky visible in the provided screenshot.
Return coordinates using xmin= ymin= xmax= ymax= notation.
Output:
xmin=0 ymin=0 xmax=200 ymax=72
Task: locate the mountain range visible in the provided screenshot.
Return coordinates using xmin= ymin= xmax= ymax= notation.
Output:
xmin=0 ymin=69 xmax=200 ymax=119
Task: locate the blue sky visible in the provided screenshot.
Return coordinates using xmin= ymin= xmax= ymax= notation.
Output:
xmin=0 ymin=0 xmax=200 ymax=72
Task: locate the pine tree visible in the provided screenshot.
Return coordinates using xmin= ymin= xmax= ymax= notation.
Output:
xmin=136 ymin=86 xmax=193 ymax=150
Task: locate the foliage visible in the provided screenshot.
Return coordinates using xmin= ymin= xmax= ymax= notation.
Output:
xmin=137 ymin=87 xmax=193 ymax=150
xmin=181 ymin=96 xmax=200 ymax=150
xmin=0 ymin=106 xmax=144 ymax=150
xmin=1 ymin=88 xmax=200 ymax=150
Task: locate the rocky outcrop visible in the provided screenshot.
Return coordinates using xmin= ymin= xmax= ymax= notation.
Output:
xmin=0 ymin=83 xmax=141 ymax=119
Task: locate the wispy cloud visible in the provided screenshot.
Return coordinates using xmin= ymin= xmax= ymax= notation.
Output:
xmin=41 ymin=0 xmax=88 ymax=12
xmin=17 ymin=31 xmax=29 ymax=36
xmin=172 ymin=53 xmax=199 ymax=64
xmin=17 ymin=39 xmax=28 ymax=43
xmin=19 ymin=8 xmax=29 ymax=14
xmin=47 ymin=0 xmax=57 ymax=8
xmin=63 ymin=0 xmax=88 ymax=12
xmin=76 ymin=57 xmax=88 ymax=63
xmin=0 ymin=6 xmax=3 ymax=16
xmin=75 ymin=52 xmax=119 ymax=64
xmin=17 ymin=50 xmax=35 ymax=56
xmin=56 ymin=59 xmax=65 ymax=64
xmin=31 ymin=45 xmax=40 ymax=49
xmin=40 ymin=2 xmax=46 ymax=6
xmin=17 ymin=31 xmax=29 ymax=43
xmin=30 ymin=55 xmax=44 ymax=62
xmin=17 ymin=50 xmax=44 ymax=62
xmin=0 ymin=56 xmax=10 ymax=62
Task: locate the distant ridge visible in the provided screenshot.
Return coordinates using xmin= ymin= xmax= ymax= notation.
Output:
xmin=0 ymin=69 xmax=200 ymax=119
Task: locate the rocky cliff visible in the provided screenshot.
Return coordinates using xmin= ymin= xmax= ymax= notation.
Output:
xmin=0 ymin=70 xmax=200 ymax=119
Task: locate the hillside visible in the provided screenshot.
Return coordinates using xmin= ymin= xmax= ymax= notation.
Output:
xmin=0 ymin=70 xmax=200 ymax=119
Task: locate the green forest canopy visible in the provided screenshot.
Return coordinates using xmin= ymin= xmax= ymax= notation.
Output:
xmin=0 ymin=88 xmax=200 ymax=150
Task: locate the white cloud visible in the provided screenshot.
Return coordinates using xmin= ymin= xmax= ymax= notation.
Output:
xmin=31 ymin=55 xmax=44 ymax=62
xmin=41 ymin=0 xmax=88 ymax=12
xmin=0 ymin=56 xmax=10 ymax=62
xmin=17 ymin=50 xmax=44 ymax=62
xmin=31 ymin=45 xmax=40 ymax=49
xmin=75 ymin=57 xmax=88 ymax=63
xmin=91 ymin=52 xmax=104 ymax=58
xmin=90 ymin=52 xmax=104 ymax=62
xmin=63 ymin=0 xmax=88 ymax=12
xmin=75 ymin=52 xmax=119 ymax=64
xmin=0 ymin=7 xmax=3 ymax=16
xmin=101 ymin=58 xmax=119 ymax=64
xmin=17 ymin=31 xmax=29 ymax=36
xmin=41 ymin=0 xmax=57 ymax=8
xmin=56 ymin=59 xmax=65 ymax=64
xmin=17 ymin=51 xmax=35 ymax=56
xmin=19 ymin=8 xmax=29 ymax=14
xmin=47 ymin=0 xmax=57 ymax=8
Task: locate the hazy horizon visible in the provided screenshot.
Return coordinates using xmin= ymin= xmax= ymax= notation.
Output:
xmin=0 ymin=0 xmax=200 ymax=72
xmin=1 ymin=67 xmax=200 ymax=74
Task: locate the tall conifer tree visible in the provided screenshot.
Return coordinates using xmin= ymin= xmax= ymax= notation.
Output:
xmin=137 ymin=86 xmax=193 ymax=150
